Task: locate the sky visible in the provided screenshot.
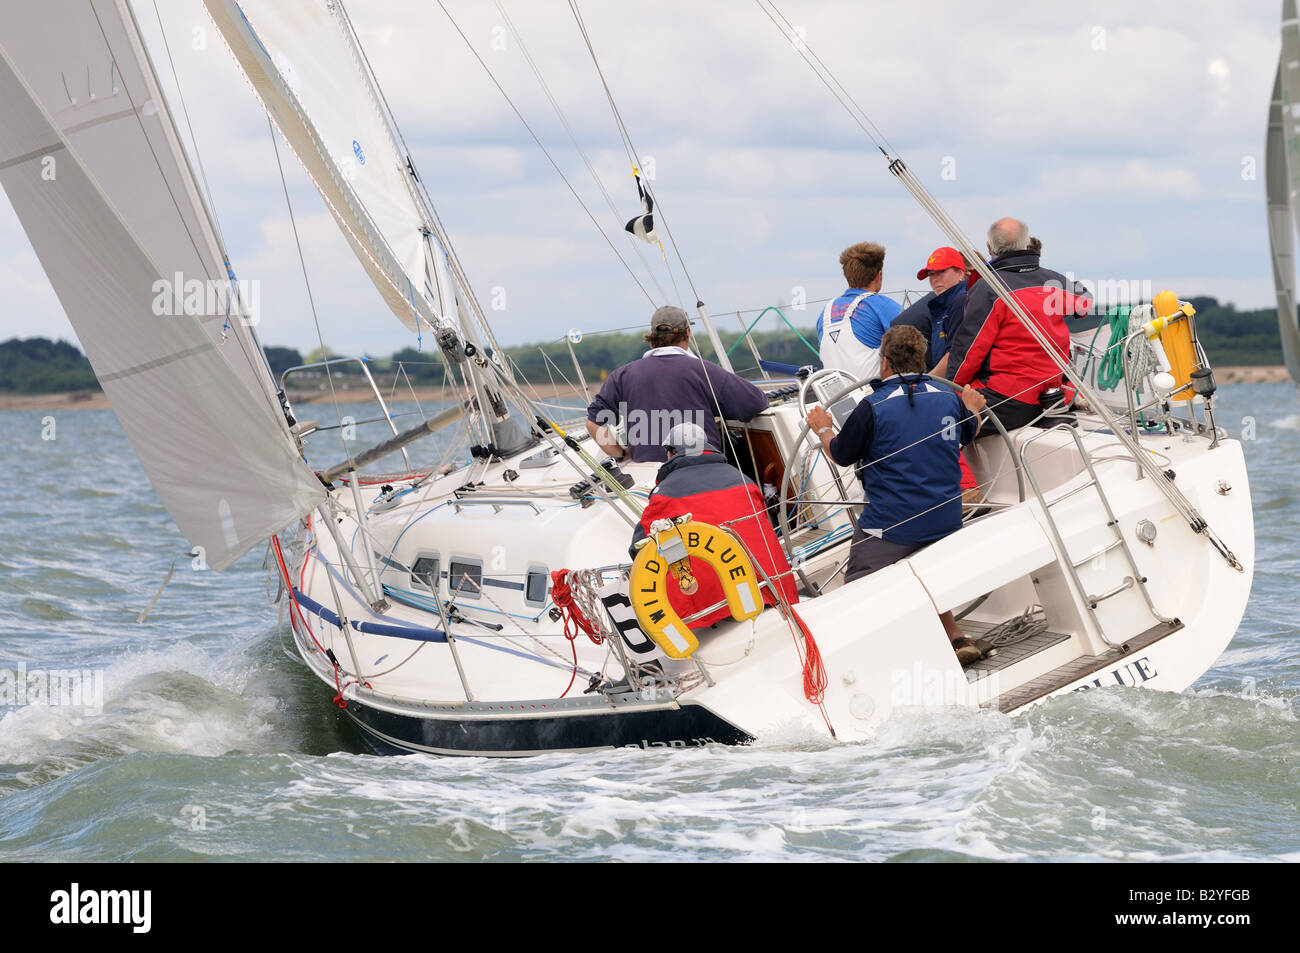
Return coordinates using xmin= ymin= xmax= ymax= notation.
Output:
xmin=0 ymin=0 xmax=1285 ymax=359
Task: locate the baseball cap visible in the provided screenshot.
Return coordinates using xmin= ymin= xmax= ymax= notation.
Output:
xmin=650 ymin=305 xmax=690 ymax=333
xmin=916 ymin=246 xmax=965 ymax=280
xmin=662 ymin=420 xmax=712 ymax=456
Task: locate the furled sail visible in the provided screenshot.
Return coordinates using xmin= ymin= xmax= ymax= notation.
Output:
xmin=202 ymin=0 xmax=454 ymax=335
xmin=0 ymin=5 xmax=325 ymax=571
xmin=1266 ymin=50 xmax=1300 ymax=384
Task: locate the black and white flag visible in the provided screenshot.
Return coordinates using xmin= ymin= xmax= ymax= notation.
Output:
xmin=624 ymin=172 xmax=658 ymax=244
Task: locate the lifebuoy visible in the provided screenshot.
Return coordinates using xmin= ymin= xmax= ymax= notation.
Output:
xmin=629 ymin=519 xmax=763 ymax=659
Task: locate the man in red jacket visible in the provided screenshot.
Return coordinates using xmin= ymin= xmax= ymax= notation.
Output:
xmin=631 ymin=422 xmax=798 ymax=628
xmin=946 ymin=219 xmax=1091 ymax=431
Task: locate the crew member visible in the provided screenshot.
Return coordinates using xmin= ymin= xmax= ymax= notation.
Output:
xmin=817 ymin=242 xmax=901 ymax=382
xmin=895 ymin=246 xmax=979 ymax=501
xmin=631 ymin=422 xmax=798 ymax=628
xmin=894 ymin=245 xmax=969 ymax=375
xmin=945 ymin=218 xmax=1091 ymax=432
xmin=806 ymin=325 xmax=986 ymax=664
xmin=586 ymin=305 xmax=768 ymax=463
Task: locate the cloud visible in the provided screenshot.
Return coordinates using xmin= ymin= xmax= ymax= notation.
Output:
xmin=0 ymin=0 xmax=1286 ymax=365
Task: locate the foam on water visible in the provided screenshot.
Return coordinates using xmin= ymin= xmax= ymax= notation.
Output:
xmin=1269 ymin=412 xmax=1300 ymax=431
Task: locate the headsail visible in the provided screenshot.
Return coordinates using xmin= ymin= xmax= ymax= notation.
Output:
xmin=0 ymin=2 xmax=325 ymax=571
xmin=1271 ymin=3 xmax=1300 ymax=384
xmin=1 ymin=0 xmax=293 ymax=424
xmin=202 ymin=0 xmax=454 ymax=336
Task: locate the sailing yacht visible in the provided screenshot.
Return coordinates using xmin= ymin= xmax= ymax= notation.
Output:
xmin=0 ymin=0 xmax=1254 ymax=755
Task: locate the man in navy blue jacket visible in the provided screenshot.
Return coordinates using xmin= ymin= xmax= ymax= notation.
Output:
xmin=586 ymin=306 xmax=768 ymax=463
xmin=805 ymin=325 xmax=986 ymax=664
xmin=893 ymin=245 xmax=968 ymax=375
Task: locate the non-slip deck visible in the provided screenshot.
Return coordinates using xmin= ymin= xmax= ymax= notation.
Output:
xmin=991 ymin=620 xmax=1184 ymax=713
xmin=963 ymin=624 xmax=1071 ymax=682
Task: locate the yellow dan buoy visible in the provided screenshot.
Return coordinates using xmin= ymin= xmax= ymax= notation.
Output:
xmin=629 ymin=519 xmax=763 ymax=659
xmin=1146 ymin=290 xmax=1200 ymax=402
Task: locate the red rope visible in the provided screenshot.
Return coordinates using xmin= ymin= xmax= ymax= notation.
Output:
xmin=559 ymin=636 xmax=579 ymax=699
xmin=551 ymin=569 xmax=604 ymax=699
xmin=272 ymin=535 xmax=327 ymax=656
xmin=790 ymin=607 xmax=828 ymax=706
xmin=549 ymin=569 xmax=603 ymax=644
xmin=274 ymin=534 xmax=358 ymax=709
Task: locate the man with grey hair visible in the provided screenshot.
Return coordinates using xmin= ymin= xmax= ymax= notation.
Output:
xmin=945 ymin=219 xmax=1092 ymax=431
xmin=986 ymin=217 xmax=1031 ymax=257
xmin=586 ymin=305 xmax=769 ymax=463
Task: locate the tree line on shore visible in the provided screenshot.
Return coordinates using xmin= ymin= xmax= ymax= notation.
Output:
xmin=1 ymin=296 xmax=1288 ymax=393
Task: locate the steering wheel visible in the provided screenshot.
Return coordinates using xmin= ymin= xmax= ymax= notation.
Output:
xmin=797 ymin=367 xmax=858 ymax=422
xmin=778 ymin=375 xmax=1026 ymax=596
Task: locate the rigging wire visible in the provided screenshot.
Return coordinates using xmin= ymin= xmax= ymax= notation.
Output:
xmin=264 ymin=114 xmax=352 ymax=464
xmin=567 ymin=0 xmax=701 ymax=304
xmin=756 ymin=0 xmax=900 ymax=155
xmin=493 ymin=0 xmax=672 ymax=304
xmin=335 ymin=0 xmax=501 ymax=357
xmin=752 ymin=0 xmax=1241 ymax=569
xmin=433 ymin=0 xmax=657 ymax=307
xmin=148 ymin=1 xmax=225 ymax=249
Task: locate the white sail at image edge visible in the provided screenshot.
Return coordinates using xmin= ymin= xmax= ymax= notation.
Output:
xmin=1272 ymin=0 xmax=1300 ymax=384
xmin=0 ymin=10 xmax=325 ymax=571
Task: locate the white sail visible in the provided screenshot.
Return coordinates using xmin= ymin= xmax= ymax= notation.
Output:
xmin=1 ymin=0 xmax=294 ymax=424
xmin=0 ymin=19 xmax=325 ymax=571
xmin=202 ymin=0 xmax=453 ymax=335
xmin=1273 ymin=4 xmax=1300 ymax=383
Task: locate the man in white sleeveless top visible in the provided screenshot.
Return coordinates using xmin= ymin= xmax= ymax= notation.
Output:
xmin=817 ymin=242 xmax=902 ymax=382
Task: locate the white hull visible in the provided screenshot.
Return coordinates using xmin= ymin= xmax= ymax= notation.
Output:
xmin=281 ymin=400 xmax=1253 ymax=756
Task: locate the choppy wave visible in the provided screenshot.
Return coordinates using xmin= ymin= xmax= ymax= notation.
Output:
xmin=2 ymin=388 xmax=1299 ymax=861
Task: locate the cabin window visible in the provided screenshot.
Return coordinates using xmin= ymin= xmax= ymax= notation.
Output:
xmin=410 ymin=555 xmax=439 ymax=592
xmin=448 ymin=559 xmax=482 ymax=599
xmin=524 ymin=566 xmax=549 ymax=607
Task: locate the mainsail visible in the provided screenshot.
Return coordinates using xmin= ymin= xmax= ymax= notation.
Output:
xmin=205 ymin=0 xmax=530 ymax=454
xmin=0 ymin=0 xmax=325 ymax=570
xmin=1270 ymin=1 xmax=1300 ymax=384
xmin=202 ymin=0 xmax=456 ymax=337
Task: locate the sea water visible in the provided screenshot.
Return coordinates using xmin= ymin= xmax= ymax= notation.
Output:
xmin=1 ymin=385 xmax=1297 ymax=862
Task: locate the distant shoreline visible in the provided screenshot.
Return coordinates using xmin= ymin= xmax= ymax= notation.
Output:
xmin=1 ymin=367 xmax=1293 ymax=412
xmin=0 ymin=383 xmax=591 ymax=412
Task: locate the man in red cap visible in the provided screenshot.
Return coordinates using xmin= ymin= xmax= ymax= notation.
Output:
xmin=893 ymin=246 xmax=968 ymax=376
xmin=894 ymin=247 xmax=980 ymax=502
